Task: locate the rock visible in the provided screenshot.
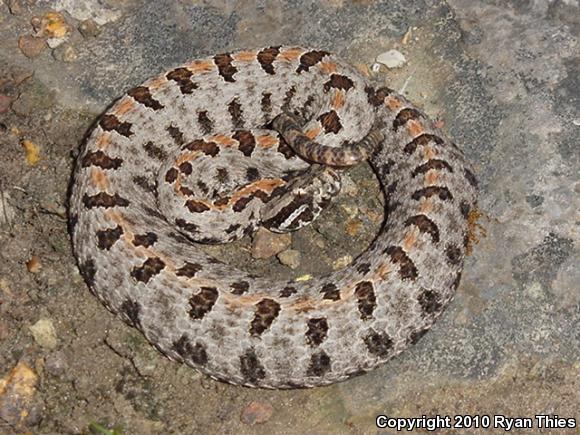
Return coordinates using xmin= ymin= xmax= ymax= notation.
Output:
xmin=18 ymin=35 xmax=46 ymax=58
xmin=0 ymin=362 xmax=41 ymax=428
xmin=26 ymin=255 xmax=41 ymax=273
xmin=40 ymin=11 xmax=70 ymax=39
xmin=251 ymin=228 xmax=291 ymax=259
xmin=29 ymin=318 xmax=58 ymax=349
xmin=277 ymin=249 xmax=301 ymax=269
xmin=375 ymin=49 xmax=407 ymax=69
xmin=332 ymin=255 xmax=353 ymax=270
xmin=21 ymin=139 xmax=41 ymax=165
xmin=53 ymin=44 xmax=78 ymax=62
xmin=0 ymin=95 xmax=11 ymax=113
xmin=241 ymin=401 xmax=273 ymax=425
xmin=78 ymin=19 xmax=100 ymax=38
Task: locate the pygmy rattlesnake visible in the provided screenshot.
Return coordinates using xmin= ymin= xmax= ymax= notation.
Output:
xmin=69 ymin=47 xmax=478 ymax=388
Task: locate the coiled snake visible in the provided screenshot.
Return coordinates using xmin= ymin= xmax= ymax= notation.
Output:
xmin=69 ymin=47 xmax=478 ymax=388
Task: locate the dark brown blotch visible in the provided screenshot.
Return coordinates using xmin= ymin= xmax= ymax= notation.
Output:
xmin=175 ymin=218 xmax=199 ymax=234
xmin=176 ymin=261 xmax=203 ymax=278
xmin=214 ymin=52 xmax=237 ymax=82
xmin=393 ymin=108 xmax=423 ymax=132
xmin=306 ymin=350 xmax=331 ymax=377
xmin=172 ymin=335 xmax=208 ymax=365
xmin=166 ymin=67 xmax=197 ymax=94
xmin=184 ymin=139 xmax=220 ymax=157
xmin=356 ymin=262 xmax=371 ymax=274
xmin=232 ymin=195 xmax=253 ymax=213
xmin=276 ymin=136 xmax=295 ymax=159
xmin=404 ymin=133 xmax=444 ymax=154
xmin=279 ymin=286 xmax=297 ymax=297
xmin=167 ymin=125 xmax=185 ymax=146
xmin=197 ymin=110 xmax=213 ymax=134
xmin=120 ymin=299 xmax=142 ymax=329
xmin=320 ymin=283 xmax=341 ymax=301
xmin=323 ymin=74 xmax=354 ymax=92
xmin=411 ymin=159 xmax=453 ymax=178
xmin=365 ymin=86 xmax=393 ymax=106
xmin=188 ymin=286 xmax=218 ymax=320
xmin=464 ymin=168 xmax=478 ymax=188
xmin=411 ymin=186 xmax=453 ymax=202
xmin=246 ymin=167 xmax=260 ymax=182
xmin=445 ymin=244 xmax=462 ymax=265
xmin=233 ymin=130 xmax=256 ymax=157
xmin=225 ymin=223 xmax=241 ymax=234
xmin=213 ymin=196 xmax=230 ymax=207
xmin=230 ymin=281 xmax=250 ymax=295
xmin=305 ymin=317 xmax=329 ymax=347
xmin=165 ymin=167 xmax=178 ymax=183
xmin=131 ymin=257 xmax=165 ymax=283
xmin=133 ymin=176 xmax=156 ymax=193
xmin=99 ymin=114 xmax=133 ymax=137
xmin=133 ymin=232 xmax=158 ymax=248
xmin=385 ymin=246 xmax=418 ymax=281
xmin=143 ymin=141 xmax=168 ymax=161
xmin=79 ymin=258 xmax=96 ymax=287
xmin=83 ymin=192 xmax=130 ymax=209
xmin=363 ymin=330 xmax=393 ymax=358
xmin=257 ymin=46 xmax=280 ymax=74
xmin=179 ymin=161 xmax=193 ymax=175
xmin=127 ymin=86 xmax=164 ymax=110
xmin=405 ymin=214 xmax=440 ymax=243
xmin=96 ymin=225 xmax=124 ymax=250
xmin=408 ymin=327 xmax=429 ymax=345
xmin=354 ymin=281 xmax=376 ymax=320
xmin=250 ymin=298 xmax=281 ymax=336
xmin=417 ymin=289 xmax=442 ymax=315
xmin=296 ymin=50 xmax=329 ymax=73
xmin=452 ymin=271 xmax=462 ymax=291
xmin=261 ymin=92 xmax=272 ymax=116
xmin=180 ymin=186 xmax=194 ymax=196
xmin=228 ymin=98 xmax=244 ymax=128
xmin=81 ymin=150 xmax=123 ymax=169
xmin=186 ymin=199 xmax=210 ymax=213
xmin=317 ymin=110 xmax=342 ymax=134
xmin=282 ymin=86 xmax=296 ymax=110
xmin=240 ymin=348 xmax=266 ymax=383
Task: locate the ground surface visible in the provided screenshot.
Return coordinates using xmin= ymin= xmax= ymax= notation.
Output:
xmin=0 ymin=0 xmax=578 ymax=434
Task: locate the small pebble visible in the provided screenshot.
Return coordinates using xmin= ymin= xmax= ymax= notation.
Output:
xmin=345 ymin=219 xmax=362 ymax=236
xmin=18 ymin=35 xmax=46 ymax=58
xmin=30 ymin=16 xmax=42 ymax=32
xmin=0 ymin=362 xmax=41 ymax=427
xmin=21 ymin=139 xmax=41 ymax=165
xmin=241 ymin=401 xmax=273 ymax=425
xmin=376 ymin=49 xmax=407 ymax=69
xmin=277 ymin=249 xmax=301 ymax=269
xmin=53 ymin=44 xmax=78 ymax=63
xmin=251 ymin=228 xmax=291 ymax=259
xmin=78 ymin=19 xmax=101 ymax=38
xmin=40 ymin=11 xmax=70 ymax=39
xmin=29 ymin=318 xmax=58 ymax=349
xmin=26 ymin=255 xmax=41 ymax=273
xmin=0 ymin=95 xmax=11 ymax=114
xmin=332 ymin=255 xmax=353 ymax=270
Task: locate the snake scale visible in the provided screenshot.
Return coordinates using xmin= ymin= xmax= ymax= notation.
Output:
xmin=69 ymin=47 xmax=478 ymax=388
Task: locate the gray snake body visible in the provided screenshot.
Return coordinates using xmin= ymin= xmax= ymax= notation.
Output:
xmin=69 ymin=47 xmax=477 ymax=388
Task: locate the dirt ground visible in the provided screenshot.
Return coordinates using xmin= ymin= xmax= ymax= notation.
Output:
xmin=0 ymin=1 xmax=578 ymax=434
